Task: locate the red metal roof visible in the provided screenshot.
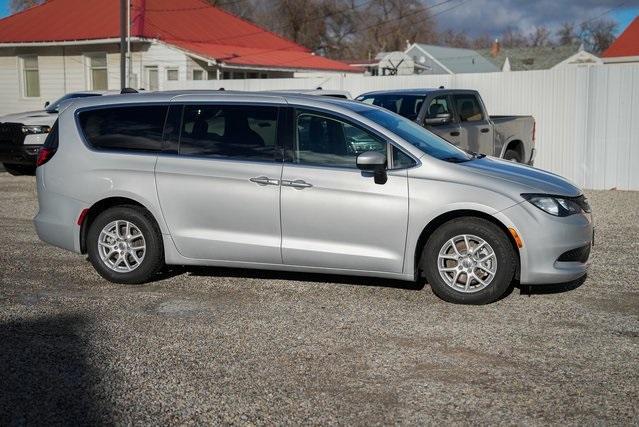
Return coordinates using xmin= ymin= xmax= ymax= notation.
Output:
xmin=0 ymin=0 xmax=355 ymax=72
xmin=602 ymin=16 xmax=639 ymax=58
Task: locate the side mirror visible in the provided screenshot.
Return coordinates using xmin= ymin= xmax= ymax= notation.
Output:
xmin=44 ymin=101 xmax=50 ymax=108
xmin=356 ymin=151 xmax=387 ymax=184
xmin=424 ymin=113 xmax=451 ymax=126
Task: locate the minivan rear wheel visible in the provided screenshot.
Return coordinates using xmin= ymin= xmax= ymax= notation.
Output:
xmin=87 ymin=205 xmax=164 ymax=284
xmin=422 ymin=217 xmax=516 ymax=304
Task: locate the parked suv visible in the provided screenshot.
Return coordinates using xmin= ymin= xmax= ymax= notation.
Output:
xmin=34 ymin=92 xmax=592 ymax=304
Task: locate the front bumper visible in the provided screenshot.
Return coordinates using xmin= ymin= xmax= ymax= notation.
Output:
xmin=0 ymin=143 xmax=41 ymax=165
xmin=495 ymin=201 xmax=593 ymax=285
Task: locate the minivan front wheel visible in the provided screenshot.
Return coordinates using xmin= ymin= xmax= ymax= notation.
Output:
xmin=422 ymin=218 xmax=516 ymax=304
xmin=87 ymin=206 xmax=164 ymax=284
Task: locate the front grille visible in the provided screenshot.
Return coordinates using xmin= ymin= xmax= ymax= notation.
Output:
xmin=557 ymin=244 xmax=591 ymax=263
xmin=0 ymin=123 xmax=26 ymax=146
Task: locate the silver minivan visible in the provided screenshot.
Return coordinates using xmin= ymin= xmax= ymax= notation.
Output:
xmin=34 ymin=91 xmax=593 ymax=304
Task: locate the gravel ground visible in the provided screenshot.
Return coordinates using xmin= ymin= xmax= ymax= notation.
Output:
xmin=0 ymin=173 xmax=637 ymax=425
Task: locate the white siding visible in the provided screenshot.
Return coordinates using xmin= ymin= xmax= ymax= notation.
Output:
xmin=164 ymin=64 xmax=639 ymax=190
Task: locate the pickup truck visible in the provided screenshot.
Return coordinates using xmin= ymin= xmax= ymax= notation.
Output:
xmin=0 ymin=91 xmax=114 ymax=175
xmin=356 ymin=89 xmax=535 ymax=164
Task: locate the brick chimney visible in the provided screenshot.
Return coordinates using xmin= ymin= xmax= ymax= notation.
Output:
xmin=491 ymin=39 xmax=501 ymax=57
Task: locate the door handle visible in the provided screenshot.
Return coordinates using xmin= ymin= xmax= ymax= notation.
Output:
xmin=249 ymin=176 xmax=279 ymax=186
xmin=480 ymin=128 xmax=490 ymax=133
xmin=282 ymin=179 xmax=313 ymax=189
xmin=450 ymin=131 xmax=460 ymax=137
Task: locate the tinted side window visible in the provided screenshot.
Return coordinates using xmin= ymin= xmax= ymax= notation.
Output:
xmin=179 ymin=105 xmax=277 ymax=161
xmin=43 ymin=120 xmax=59 ymax=149
xmin=357 ymin=94 xmax=425 ymax=120
xmin=453 ymin=94 xmax=484 ymax=122
xmin=79 ymin=105 xmax=167 ymax=152
xmin=425 ymin=96 xmax=451 ymax=118
xmin=296 ymin=112 xmax=386 ymax=169
xmin=392 ymin=145 xmax=416 ymax=169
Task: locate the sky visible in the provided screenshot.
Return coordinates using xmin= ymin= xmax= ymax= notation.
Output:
xmin=433 ymin=0 xmax=639 ymax=38
xmin=0 ymin=0 xmax=637 ymax=38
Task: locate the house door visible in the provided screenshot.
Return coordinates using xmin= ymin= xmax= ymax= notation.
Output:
xmin=145 ymin=66 xmax=159 ymax=91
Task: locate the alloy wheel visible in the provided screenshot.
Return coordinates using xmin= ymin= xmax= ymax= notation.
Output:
xmin=437 ymin=234 xmax=497 ymax=293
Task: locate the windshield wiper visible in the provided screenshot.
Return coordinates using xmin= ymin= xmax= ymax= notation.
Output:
xmin=466 ymin=151 xmax=486 ymax=159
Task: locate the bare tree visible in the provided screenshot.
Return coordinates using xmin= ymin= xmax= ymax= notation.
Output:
xmin=501 ymin=27 xmax=527 ymax=48
xmin=9 ymin=0 xmax=43 ymax=13
xmin=438 ymin=29 xmax=471 ymax=48
xmin=579 ymin=19 xmax=617 ymax=54
xmin=471 ymin=34 xmax=492 ymax=49
xmin=355 ymin=0 xmax=438 ymax=54
xmin=529 ymin=26 xmax=551 ymax=47
xmin=557 ymin=22 xmax=577 ymax=45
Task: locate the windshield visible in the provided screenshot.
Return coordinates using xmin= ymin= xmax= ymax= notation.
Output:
xmin=358 ymin=107 xmax=472 ymax=163
xmin=357 ymin=94 xmax=426 ymax=121
xmin=46 ymin=93 xmax=102 ymax=113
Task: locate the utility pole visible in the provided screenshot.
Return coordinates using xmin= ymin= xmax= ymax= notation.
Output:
xmin=120 ymin=0 xmax=127 ymax=90
xmin=127 ymin=0 xmax=131 ymax=88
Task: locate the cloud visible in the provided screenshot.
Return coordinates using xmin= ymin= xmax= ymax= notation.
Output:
xmin=431 ymin=0 xmax=639 ymax=37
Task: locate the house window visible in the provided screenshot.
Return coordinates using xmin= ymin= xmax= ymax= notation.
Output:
xmin=166 ymin=69 xmax=179 ymax=81
xmin=222 ymin=71 xmax=231 ymax=80
xmin=260 ymin=73 xmax=268 ymax=79
xmin=233 ymin=71 xmax=245 ymax=79
xmin=193 ymin=69 xmax=204 ymax=80
xmin=21 ymin=56 xmax=40 ymax=97
xmin=248 ymin=72 xmax=258 ymax=79
xmin=87 ymin=54 xmax=108 ymax=90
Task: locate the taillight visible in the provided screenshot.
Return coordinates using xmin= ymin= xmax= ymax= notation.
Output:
xmin=36 ymin=147 xmax=56 ymax=167
xmin=532 ymin=120 xmax=536 ymax=145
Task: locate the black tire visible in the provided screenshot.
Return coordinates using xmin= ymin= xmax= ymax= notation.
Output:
xmin=87 ymin=205 xmax=164 ymax=284
xmin=421 ymin=217 xmax=516 ymax=305
xmin=3 ymin=163 xmax=35 ymax=176
xmin=503 ymin=149 xmax=522 ymax=163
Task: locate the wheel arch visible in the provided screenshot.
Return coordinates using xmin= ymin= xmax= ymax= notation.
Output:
xmin=413 ymin=209 xmax=520 ymax=280
xmin=80 ymin=196 xmax=162 ymax=254
xmin=501 ymin=139 xmax=524 ymax=161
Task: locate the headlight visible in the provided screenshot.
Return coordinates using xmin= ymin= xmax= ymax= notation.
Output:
xmin=522 ymin=194 xmax=590 ymax=217
xmin=22 ymin=125 xmax=51 ymax=135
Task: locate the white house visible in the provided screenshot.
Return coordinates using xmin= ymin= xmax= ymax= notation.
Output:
xmin=0 ymin=0 xmax=354 ymax=115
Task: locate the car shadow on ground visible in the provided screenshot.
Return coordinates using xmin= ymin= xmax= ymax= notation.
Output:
xmin=0 ymin=314 xmax=111 ymax=425
xmin=158 ymin=265 xmax=427 ymax=291
xmin=158 ymin=266 xmax=587 ymax=299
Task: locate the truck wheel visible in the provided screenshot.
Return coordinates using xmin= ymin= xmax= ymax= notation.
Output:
xmin=2 ymin=163 xmax=35 ymax=176
xmin=421 ymin=217 xmax=516 ymax=305
xmin=87 ymin=205 xmax=164 ymax=284
xmin=503 ymin=149 xmax=522 ymax=163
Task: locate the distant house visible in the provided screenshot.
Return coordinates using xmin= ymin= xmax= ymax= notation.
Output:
xmin=345 ymin=52 xmax=417 ymax=76
xmin=478 ymin=42 xmax=601 ymax=71
xmin=348 ymin=43 xmax=498 ymax=76
xmin=405 ymin=43 xmax=499 ymax=75
xmin=602 ymin=16 xmax=639 ymax=63
xmin=0 ymin=0 xmax=354 ymax=114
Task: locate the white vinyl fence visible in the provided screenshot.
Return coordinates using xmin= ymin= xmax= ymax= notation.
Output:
xmin=166 ymin=63 xmax=639 ymax=191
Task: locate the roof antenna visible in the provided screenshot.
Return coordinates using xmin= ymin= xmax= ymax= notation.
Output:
xmin=439 ymin=85 xmax=445 ymax=89
xmin=316 ymin=86 xmax=323 ymax=90
xmin=121 ymin=87 xmax=138 ymax=94
xmin=218 ymin=87 xmax=225 ymax=91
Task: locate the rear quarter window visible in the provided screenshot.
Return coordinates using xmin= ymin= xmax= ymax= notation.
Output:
xmin=78 ymin=105 xmax=168 ymax=152
xmin=43 ymin=120 xmax=59 ymax=149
